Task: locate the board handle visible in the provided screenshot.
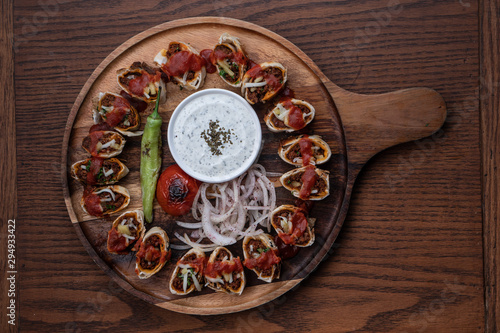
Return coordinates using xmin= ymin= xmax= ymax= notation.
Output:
xmin=328 ymin=85 xmax=446 ymax=169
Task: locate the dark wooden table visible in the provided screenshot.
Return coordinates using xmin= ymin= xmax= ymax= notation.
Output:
xmin=1 ymin=0 xmax=498 ymax=331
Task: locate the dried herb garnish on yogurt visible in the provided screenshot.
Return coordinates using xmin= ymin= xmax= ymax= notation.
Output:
xmin=201 ymin=120 xmax=234 ymax=156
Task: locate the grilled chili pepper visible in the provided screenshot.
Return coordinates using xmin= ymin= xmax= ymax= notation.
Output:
xmin=140 ymin=86 xmax=163 ymax=223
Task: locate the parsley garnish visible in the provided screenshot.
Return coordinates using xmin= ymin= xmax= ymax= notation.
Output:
xmin=105 ymin=204 xmax=116 ymax=211
xmin=257 ymin=248 xmax=269 ymax=253
xmin=180 ymin=85 xmax=184 ymax=90
xmin=219 ymin=69 xmax=226 ymax=77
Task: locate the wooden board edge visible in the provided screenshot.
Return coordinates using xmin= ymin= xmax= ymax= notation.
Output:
xmin=0 ymin=0 xmax=18 ymax=331
xmin=155 ymin=279 xmax=301 ymax=315
xmin=480 ymin=0 xmax=499 ymax=331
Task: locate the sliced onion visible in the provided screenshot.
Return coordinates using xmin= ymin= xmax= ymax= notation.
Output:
xmin=103 ymin=168 xmax=114 ymax=177
xmin=244 ymin=81 xmax=267 ymax=88
xmin=95 ymin=188 xmax=116 ymax=201
xmin=190 ymin=270 xmax=202 ymax=291
xmin=100 ymin=139 xmax=117 ymax=150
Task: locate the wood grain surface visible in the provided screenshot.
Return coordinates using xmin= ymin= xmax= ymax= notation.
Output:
xmin=1 ymin=0 xmax=18 ymax=332
xmin=480 ymin=0 xmax=500 ymax=331
xmin=3 ymin=0 xmax=492 ymax=331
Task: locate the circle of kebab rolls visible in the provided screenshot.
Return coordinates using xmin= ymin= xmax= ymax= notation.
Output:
xmin=264 ymin=98 xmax=315 ymax=132
xmin=81 ymin=130 xmax=126 ymax=158
xmin=278 ymin=135 xmax=331 ymax=166
xmin=96 ymin=92 xmax=141 ymax=136
xmin=154 ymin=41 xmax=206 ymax=91
xmin=71 ymin=157 xmax=129 ymax=185
xmin=117 ymin=61 xmax=167 ymax=103
xmin=241 ymin=62 xmax=287 ymax=104
xmin=242 ymin=234 xmax=281 ymax=283
xmin=280 ymin=165 xmax=330 ymax=200
xmin=169 ymin=247 xmax=206 ymax=295
xmin=107 ymin=209 xmax=145 ymax=255
xmin=204 ymin=246 xmax=246 ymax=295
xmin=270 ymin=205 xmax=315 ymax=247
xmin=135 ymin=227 xmax=171 ymax=279
xmin=80 ymin=185 xmax=131 ymax=217
xmin=213 ymin=33 xmax=248 ymax=88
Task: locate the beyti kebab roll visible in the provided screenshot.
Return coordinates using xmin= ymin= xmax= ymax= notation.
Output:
xmin=242 ymin=234 xmax=281 ymax=283
xmin=204 ymin=246 xmax=246 ymax=295
xmin=71 ymin=157 xmax=129 ymax=185
xmin=278 ymin=135 xmax=331 ymax=167
xmin=135 ymin=227 xmax=171 ymax=279
xmin=82 ymin=130 xmax=126 ymax=158
xmin=107 ymin=210 xmax=145 ymax=255
xmin=264 ymin=98 xmax=315 ymax=132
xmin=81 ymin=185 xmax=131 ymax=217
xmin=270 ymin=205 xmax=315 ymax=247
xmin=95 ymin=92 xmax=142 ymax=137
xmin=213 ymin=33 xmax=248 ymax=87
xmin=241 ymin=62 xmax=287 ymax=104
xmin=280 ymin=165 xmax=330 ymax=200
xmin=117 ymin=62 xmax=167 ymax=103
xmin=154 ymin=41 xmax=206 ymax=90
xmin=169 ymin=248 xmax=206 ymax=295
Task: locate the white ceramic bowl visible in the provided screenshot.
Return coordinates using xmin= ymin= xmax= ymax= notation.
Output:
xmin=168 ymin=89 xmax=262 ymax=183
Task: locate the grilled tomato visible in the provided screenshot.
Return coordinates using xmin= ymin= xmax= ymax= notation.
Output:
xmin=156 ymin=164 xmax=200 ymax=216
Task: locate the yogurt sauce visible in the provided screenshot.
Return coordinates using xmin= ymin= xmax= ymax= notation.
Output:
xmin=168 ymin=89 xmax=261 ymax=183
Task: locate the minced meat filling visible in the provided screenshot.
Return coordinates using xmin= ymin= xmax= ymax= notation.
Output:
xmin=246 ymin=67 xmax=283 ymax=103
xmin=245 ymin=239 xmax=273 ymax=276
xmin=100 ymin=192 xmax=126 ymax=213
xmin=215 ymin=44 xmax=232 ymax=55
xmin=76 ymin=160 xmax=121 ymax=184
xmin=215 ymin=249 xmax=230 ymax=262
xmin=186 ymin=71 xmax=195 ymax=81
xmin=285 ymin=171 xmax=327 ymax=194
xmin=227 ymin=272 xmax=242 ymax=291
xmin=167 ymin=43 xmax=181 ymax=58
xmin=118 ymin=71 xmax=141 ymax=87
xmin=130 ymin=61 xmax=156 ymax=75
xmin=82 ymin=132 xmax=121 ymax=155
xmin=139 ymin=235 xmax=162 ymax=270
xmin=101 ymin=94 xmax=115 ymax=107
xmin=285 ymin=143 xmax=326 ymax=162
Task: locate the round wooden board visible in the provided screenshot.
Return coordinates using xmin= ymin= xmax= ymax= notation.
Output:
xmin=62 ymin=17 xmax=446 ymax=315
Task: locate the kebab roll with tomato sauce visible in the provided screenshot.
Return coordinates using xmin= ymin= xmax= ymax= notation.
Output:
xmin=107 ymin=210 xmax=145 ymax=255
xmin=279 ymin=135 xmax=331 ymax=167
xmin=154 ymin=41 xmax=206 ymax=90
xmin=213 ymin=33 xmax=248 ymax=87
xmin=82 ymin=131 xmax=126 ymax=158
xmin=204 ymin=247 xmax=246 ymax=295
xmin=117 ymin=62 xmax=166 ymax=103
xmin=96 ymin=92 xmax=141 ymax=136
xmin=81 ymin=185 xmax=131 ymax=217
xmin=71 ymin=157 xmax=129 ymax=185
xmin=280 ymin=165 xmax=330 ymax=200
xmin=169 ymin=248 xmax=206 ymax=295
xmin=270 ymin=205 xmax=315 ymax=247
xmin=264 ymin=98 xmax=315 ymax=132
xmin=242 ymin=234 xmax=281 ymax=283
xmin=135 ymin=227 xmax=171 ymax=279
xmin=241 ymin=62 xmax=287 ymax=104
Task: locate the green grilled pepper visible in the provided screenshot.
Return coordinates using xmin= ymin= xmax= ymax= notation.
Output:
xmin=140 ymin=87 xmax=163 ymax=223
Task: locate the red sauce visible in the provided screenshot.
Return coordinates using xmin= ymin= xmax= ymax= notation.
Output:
xmin=89 ymin=123 xmax=112 ymax=133
xmin=278 ymin=210 xmax=308 ymax=245
xmin=120 ymin=90 xmax=148 ymax=113
xmin=298 ymin=135 xmax=313 ymax=166
xmin=178 ymin=256 xmax=206 ymax=275
xmin=200 ymin=49 xmax=216 ymax=73
xmin=163 ymin=51 xmax=205 ymax=77
xmin=105 ymin=96 xmax=129 ymax=128
xmin=107 ymin=227 xmax=129 ymax=253
xmin=88 ymin=131 xmax=104 ymax=156
xmin=299 ymin=165 xmax=318 ymax=199
xmin=280 ymin=87 xmax=295 ymax=100
xmin=247 ymin=59 xmax=259 ymax=69
xmin=136 ymin=242 xmax=163 ymax=266
xmin=83 ymin=192 xmax=103 ymax=216
xmin=128 ymin=72 xmax=159 ymax=97
xmin=205 ymin=258 xmax=243 ymax=278
xmin=274 ymin=235 xmax=299 ymax=260
xmin=243 ymin=249 xmax=281 ymax=270
xmin=245 ymin=64 xmax=263 ymax=79
xmin=86 ymin=156 xmax=104 ymax=185
xmin=282 ymin=98 xmax=306 ymax=130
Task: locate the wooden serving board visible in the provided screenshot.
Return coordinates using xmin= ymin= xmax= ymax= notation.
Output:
xmin=61 ymin=17 xmax=446 ymax=315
